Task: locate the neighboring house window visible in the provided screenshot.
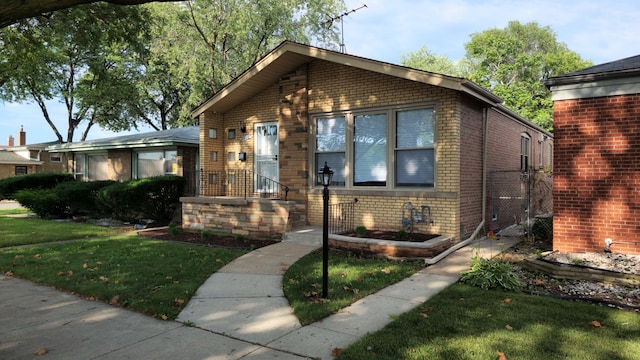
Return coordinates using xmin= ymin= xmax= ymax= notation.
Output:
xmin=74 ymin=154 xmax=85 ymax=181
xmin=136 ymin=150 xmax=177 ymax=178
xmin=520 ymin=134 xmax=530 ymax=171
xmin=50 ymin=154 xmax=62 ymax=163
xmin=315 ymin=116 xmax=346 ymax=186
xmin=313 ymin=105 xmax=436 ymax=189
xmin=74 ymin=153 xmax=108 ymax=181
xmin=15 ymin=166 xmax=27 ymax=175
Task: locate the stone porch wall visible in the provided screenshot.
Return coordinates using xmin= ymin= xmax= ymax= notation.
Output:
xmin=180 ymin=196 xmax=299 ymax=240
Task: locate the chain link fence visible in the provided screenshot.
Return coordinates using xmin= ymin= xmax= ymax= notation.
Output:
xmin=488 ymin=169 xmax=552 ymax=241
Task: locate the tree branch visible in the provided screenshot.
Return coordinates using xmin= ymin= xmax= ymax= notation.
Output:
xmin=0 ymin=0 xmax=177 ymax=28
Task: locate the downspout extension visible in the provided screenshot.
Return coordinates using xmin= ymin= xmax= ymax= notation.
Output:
xmin=424 ymin=220 xmax=484 ymax=265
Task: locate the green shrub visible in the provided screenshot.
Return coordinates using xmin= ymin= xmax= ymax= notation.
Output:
xmin=96 ymin=176 xmax=185 ymax=223
xmin=354 ymin=225 xmax=367 ymax=237
xmin=397 ymin=229 xmax=409 ymax=240
xmin=55 ymin=180 xmax=116 ymax=216
xmin=531 ymin=217 xmax=553 ymax=243
xmin=13 ymin=188 xmax=69 ymax=219
xmin=0 ymin=172 xmax=74 ymax=200
xmin=460 ymin=257 xmax=522 ymax=291
xmin=168 ymin=222 xmax=180 ymax=235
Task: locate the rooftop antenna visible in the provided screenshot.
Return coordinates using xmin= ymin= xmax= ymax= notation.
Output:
xmin=324 ymin=3 xmax=367 ymax=54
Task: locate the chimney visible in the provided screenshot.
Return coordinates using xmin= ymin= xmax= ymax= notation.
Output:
xmin=7 ymin=135 xmax=14 ymax=147
xmin=18 ymin=125 xmax=25 ymax=146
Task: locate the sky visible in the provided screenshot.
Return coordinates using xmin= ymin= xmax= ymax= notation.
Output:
xmin=1 ymin=0 xmax=639 ymax=145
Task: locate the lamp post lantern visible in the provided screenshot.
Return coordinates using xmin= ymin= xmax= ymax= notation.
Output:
xmin=320 ymin=162 xmax=333 ymax=298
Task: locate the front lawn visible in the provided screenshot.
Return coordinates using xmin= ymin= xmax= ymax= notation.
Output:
xmin=0 ymin=235 xmax=246 ymax=319
xmin=338 ymin=283 xmax=640 ymax=359
xmin=0 ymin=217 xmax=128 ymax=247
xmin=283 ymin=249 xmax=425 ymax=325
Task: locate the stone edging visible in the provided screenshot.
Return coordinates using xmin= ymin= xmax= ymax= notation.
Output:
xmin=522 ymin=258 xmax=640 ymax=286
xmin=328 ymin=233 xmax=455 ymax=259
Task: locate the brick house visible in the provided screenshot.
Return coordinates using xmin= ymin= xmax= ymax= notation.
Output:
xmin=46 ymin=126 xmax=199 ymax=195
xmin=182 ymin=41 xmax=552 ymax=242
xmin=546 ymin=55 xmax=640 ymax=254
xmin=0 ymin=126 xmax=63 ymax=179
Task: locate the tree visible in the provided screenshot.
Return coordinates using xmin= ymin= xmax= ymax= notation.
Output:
xmin=0 ymin=0 xmax=174 ymax=28
xmin=464 ymin=21 xmax=592 ymax=130
xmin=105 ymin=0 xmax=345 ymax=130
xmin=0 ymin=4 xmax=151 ymax=142
xmin=400 ymin=46 xmax=463 ymax=77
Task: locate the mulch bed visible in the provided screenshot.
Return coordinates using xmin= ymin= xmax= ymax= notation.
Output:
xmin=338 ymin=230 xmax=440 ymax=242
xmin=138 ymin=228 xmax=278 ymax=249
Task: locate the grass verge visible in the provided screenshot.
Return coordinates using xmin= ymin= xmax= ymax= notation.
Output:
xmin=0 ymin=234 xmax=247 ymax=319
xmin=283 ymin=249 xmax=424 ymax=325
xmin=338 ymin=283 xmax=640 ymax=359
xmin=0 ymin=207 xmax=30 ymax=216
xmin=0 ymin=217 xmax=128 ymax=247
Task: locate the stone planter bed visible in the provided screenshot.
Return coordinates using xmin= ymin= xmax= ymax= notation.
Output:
xmin=522 ymin=258 xmax=640 ymax=286
xmin=328 ymin=233 xmax=455 ymax=260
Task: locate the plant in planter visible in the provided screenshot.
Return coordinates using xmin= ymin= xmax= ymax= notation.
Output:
xmin=354 ymin=225 xmax=367 ymax=237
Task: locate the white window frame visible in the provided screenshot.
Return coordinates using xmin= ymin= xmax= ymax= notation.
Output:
xmin=49 ymin=153 xmax=62 ymax=163
xmin=74 ymin=152 xmax=108 ymax=181
xmin=312 ymin=103 xmax=437 ymax=190
xmin=134 ymin=149 xmax=178 ymax=179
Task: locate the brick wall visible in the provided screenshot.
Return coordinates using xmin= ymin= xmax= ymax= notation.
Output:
xmin=108 ymin=149 xmax=132 ymax=181
xmin=459 ymin=98 xmax=485 ymax=238
xmin=553 ymin=94 xmax=640 ymax=254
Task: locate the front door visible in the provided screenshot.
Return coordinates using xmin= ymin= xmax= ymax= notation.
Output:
xmin=254 ymin=122 xmax=279 ymax=192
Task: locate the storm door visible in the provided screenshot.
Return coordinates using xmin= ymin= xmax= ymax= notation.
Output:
xmin=254 ymin=122 xmax=279 ymax=192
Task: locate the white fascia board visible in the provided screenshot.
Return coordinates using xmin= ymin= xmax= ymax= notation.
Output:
xmin=550 ymin=76 xmax=640 ymax=101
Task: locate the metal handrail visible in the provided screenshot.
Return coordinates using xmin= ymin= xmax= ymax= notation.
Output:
xmin=199 ymin=168 xmax=289 ymax=201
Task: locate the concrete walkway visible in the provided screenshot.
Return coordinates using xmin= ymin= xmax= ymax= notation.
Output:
xmin=0 ymin=226 xmax=520 ymax=359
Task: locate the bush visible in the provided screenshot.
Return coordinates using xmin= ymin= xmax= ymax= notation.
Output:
xmin=55 ymin=180 xmax=116 ymax=217
xmin=96 ymin=175 xmax=185 ymax=223
xmin=0 ymin=172 xmax=74 ymax=200
xmin=531 ymin=216 xmax=553 ymax=243
xmin=14 ymin=188 xmax=69 ymax=219
xmin=460 ymin=257 xmax=522 ymax=291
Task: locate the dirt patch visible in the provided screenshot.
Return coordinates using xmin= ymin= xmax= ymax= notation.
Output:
xmin=138 ymin=228 xmax=278 ymax=249
xmin=338 ymin=230 xmax=440 ymax=242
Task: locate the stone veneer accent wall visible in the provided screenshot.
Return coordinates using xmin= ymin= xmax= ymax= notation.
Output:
xmin=180 ymin=196 xmax=297 ymax=240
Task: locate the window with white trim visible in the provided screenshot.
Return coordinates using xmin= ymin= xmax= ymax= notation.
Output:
xmin=136 ymin=150 xmax=177 ymax=178
xmin=50 ymin=153 xmax=62 ymax=163
xmin=313 ymin=105 xmax=436 ymax=189
xmin=520 ymin=134 xmax=530 ymax=171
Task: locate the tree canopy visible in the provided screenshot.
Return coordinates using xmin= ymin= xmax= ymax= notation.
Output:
xmin=0 ymin=0 xmax=344 ymax=141
xmin=0 ymin=0 xmax=174 ymax=28
xmin=401 ymin=21 xmax=592 ymax=131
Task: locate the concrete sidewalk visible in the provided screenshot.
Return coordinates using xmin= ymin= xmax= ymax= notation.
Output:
xmin=0 ymin=228 xmax=520 ymax=360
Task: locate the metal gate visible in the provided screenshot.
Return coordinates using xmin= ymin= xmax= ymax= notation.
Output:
xmin=488 ymin=169 xmax=552 ymax=234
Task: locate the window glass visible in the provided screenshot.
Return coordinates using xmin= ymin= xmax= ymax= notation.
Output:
xmin=74 ymin=154 xmax=85 ymax=181
xmin=138 ymin=151 xmax=164 ymax=178
xmin=521 ymin=135 xmax=530 ymax=171
xmin=88 ymin=154 xmax=108 ymax=181
xmin=354 ymin=113 xmax=387 ymax=186
xmin=15 ymin=166 xmax=27 ymax=175
xmin=164 ymin=150 xmax=177 ymax=174
xmin=315 ymin=116 xmax=346 ymax=186
xmin=395 ymin=109 xmax=435 ymax=186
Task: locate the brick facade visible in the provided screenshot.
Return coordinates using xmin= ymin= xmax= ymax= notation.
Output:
xmin=190 ymin=43 xmax=551 ymax=242
xmin=553 ymin=94 xmax=640 ymax=254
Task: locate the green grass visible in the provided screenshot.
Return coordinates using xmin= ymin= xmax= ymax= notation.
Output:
xmin=0 ymin=217 xmax=128 ymax=247
xmin=283 ymin=249 xmax=424 ymax=325
xmin=0 ymin=234 xmax=247 ymax=319
xmin=0 ymin=207 xmax=30 ymax=216
xmin=338 ymin=283 xmax=640 ymax=359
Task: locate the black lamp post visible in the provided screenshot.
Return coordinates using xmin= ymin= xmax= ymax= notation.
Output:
xmin=320 ymin=161 xmax=333 ymax=298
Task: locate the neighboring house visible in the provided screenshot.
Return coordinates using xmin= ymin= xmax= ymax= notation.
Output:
xmin=46 ymin=126 xmax=200 ymax=195
xmin=182 ymin=41 xmax=552 ymax=242
xmin=0 ymin=126 xmax=63 ymax=179
xmin=546 ymin=55 xmax=640 ymax=255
